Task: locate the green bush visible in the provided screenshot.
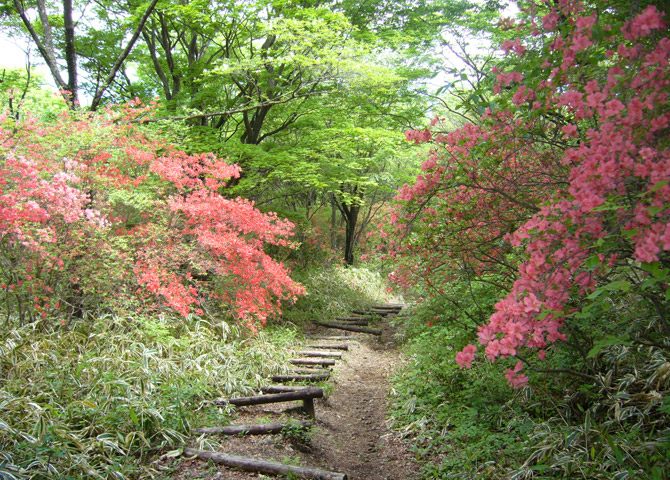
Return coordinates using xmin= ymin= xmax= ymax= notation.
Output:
xmin=281 ymin=265 xmax=394 ymax=326
xmin=0 ymin=313 xmax=299 ymax=479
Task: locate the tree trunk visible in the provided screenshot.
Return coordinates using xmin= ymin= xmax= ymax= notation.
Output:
xmin=343 ymin=203 xmax=360 ymax=265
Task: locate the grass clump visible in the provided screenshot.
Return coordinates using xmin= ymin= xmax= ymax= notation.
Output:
xmin=0 ymin=313 xmax=300 ymax=479
xmin=282 ymin=265 xmax=395 ymax=326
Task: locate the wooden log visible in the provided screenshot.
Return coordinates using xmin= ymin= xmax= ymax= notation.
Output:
xmin=373 ymin=304 xmax=404 ymax=309
xmin=261 ymin=385 xmax=313 ymax=394
xmin=313 ymin=321 xmax=382 ymax=336
xmin=335 ymin=316 xmax=374 ymax=322
xmin=213 ymin=388 xmax=323 ymax=406
xmin=183 ymin=448 xmax=347 ymax=480
xmin=193 ymin=420 xmax=314 ymax=435
xmin=296 ymin=350 xmax=343 ymax=358
xmin=306 ymin=344 xmax=349 ymax=351
xmin=212 ymin=388 xmax=323 ymax=417
xmin=272 ymin=373 xmax=330 ymax=382
xmin=310 ymin=335 xmax=352 ymax=340
xmin=290 ymin=358 xmax=337 ymax=367
xmin=293 ymin=368 xmax=330 ymax=374
xmin=333 ymin=319 xmax=369 ymax=326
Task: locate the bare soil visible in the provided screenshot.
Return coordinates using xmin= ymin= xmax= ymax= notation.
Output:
xmin=156 ymin=319 xmax=421 ymax=479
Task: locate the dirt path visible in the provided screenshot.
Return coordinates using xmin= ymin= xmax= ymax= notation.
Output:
xmin=160 ymin=324 xmax=420 ymax=480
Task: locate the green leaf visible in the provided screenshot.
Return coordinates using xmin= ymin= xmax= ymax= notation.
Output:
xmin=585 ymin=255 xmax=601 ymax=269
xmin=587 ymin=335 xmax=631 ymax=359
xmin=648 ymin=180 xmax=668 ymax=194
xmin=603 ymin=280 xmax=630 ymax=292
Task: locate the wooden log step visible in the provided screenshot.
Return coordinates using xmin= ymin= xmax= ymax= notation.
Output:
xmin=374 ymin=303 xmax=404 ymax=309
xmin=212 ymin=388 xmax=323 ymax=418
xmin=290 ymin=358 xmax=337 ymax=367
xmin=261 ymin=385 xmax=313 ymax=394
xmin=306 ymin=344 xmax=349 ymax=351
xmin=333 ymin=319 xmax=369 ymax=326
xmin=213 ymin=388 xmax=323 ymax=407
xmin=193 ymin=420 xmax=314 ymax=436
xmin=310 ymin=335 xmax=352 ymax=340
xmin=272 ymin=373 xmax=330 ymax=382
xmin=293 ymin=368 xmax=331 ymax=374
xmin=335 ymin=316 xmax=374 ymax=321
xmin=183 ymin=448 xmax=347 ymax=480
xmin=313 ymin=321 xmax=382 ymax=336
xmin=350 ymin=310 xmax=389 ymax=318
xmin=296 ymin=350 xmax=343 ymax=358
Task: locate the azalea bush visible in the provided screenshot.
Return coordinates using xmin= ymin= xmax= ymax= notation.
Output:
xmin=0 ymin=100 xmax=304 ymax=329
xmin=385 ymin=0 xmax=669 ymax=477
xmin=385 ymin=0 xmax=669 ymax=385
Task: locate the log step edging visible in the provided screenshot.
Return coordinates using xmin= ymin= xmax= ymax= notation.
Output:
xmin=183 ymin=448 xmax=347 ymax=480
xmin=261 ymin=385 xmax=313 ymax=394
xmin=193 ymin=420 xmax=314 ymax=436
xmin=296 ymin=350 xmax=343 ymax=358
xmin=290 ymin=357 xmax=337 ymax=366
xmin=313 ymin=321 xmax=382 ymax=336
xmin=293 ymin=368 xmax=331 ymax=374
xmin=212 ymin=388 xmax=323 ymax=418
xmin=272 ymin=373 xmax=330 ymax=382
xmin=306 ymin=344 xmax=349 ymax=351
xmin=309 ymin=335 xmax=354 ymax=341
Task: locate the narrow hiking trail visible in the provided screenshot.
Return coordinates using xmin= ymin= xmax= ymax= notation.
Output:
xmin=160 ymin=309 xmax=421 ymax=480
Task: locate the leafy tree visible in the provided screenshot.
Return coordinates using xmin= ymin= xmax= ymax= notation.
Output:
xmin=3 ymin=0 xmax=159 ymax=108
xmin=0 ymin=66 xmax=64 ymax=118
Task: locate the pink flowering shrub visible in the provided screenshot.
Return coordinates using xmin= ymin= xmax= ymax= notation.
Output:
xmin=384 ymin=2 xmax=669 ymax=387
xmin=1 ymin=100 xmax=304 ymax=328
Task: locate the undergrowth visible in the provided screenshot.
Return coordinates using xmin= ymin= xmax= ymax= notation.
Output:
xmin=390 ymin=283 xmax=670 ymax=479
xmin=0 ymin=265 xmax=393 ymax=479
xmin=282 ymin=265 xmax=395 ymax=325
xmin=0 ymin=313 xmax=299 ymax=479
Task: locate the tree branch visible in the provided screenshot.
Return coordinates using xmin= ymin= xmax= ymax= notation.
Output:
xmin=90 ymin=0 xmax=160 ymax=110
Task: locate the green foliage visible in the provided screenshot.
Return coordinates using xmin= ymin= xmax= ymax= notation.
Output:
xmin=281 ymin=265 xmax=394 ymax=326
xmin=0 ymin=313 xmax=299 ymax=478
xmin=510 ymin=345 xmax=670 ymax=480
xmin=392 ymin=324 xmax=530 ymax=478
xmin=390 ymin=279 xmax=534 ymax=478
xmin=0 ymin=68 xmax=65 ymax=120
xmin=391 ymin=273 xmax=670 ymax=479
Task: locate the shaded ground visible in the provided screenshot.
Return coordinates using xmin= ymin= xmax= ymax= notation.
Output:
xmin=157 ymin=319 xmax=421 ymax=479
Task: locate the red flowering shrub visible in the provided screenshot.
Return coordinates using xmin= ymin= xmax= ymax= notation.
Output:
xmin=0 ymin=100 xmax=304 ymax=329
